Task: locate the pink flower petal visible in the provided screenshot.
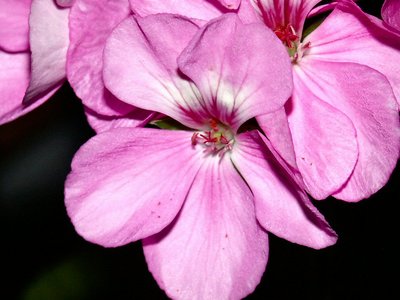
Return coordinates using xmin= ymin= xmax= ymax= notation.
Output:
xmin=129 ymin=0 xmax=259 ymax=23
xmin=67 ymin=0 xmax=134 ymax=116
xmin=178 ymin=13 xmax=292 ymax=130
xmin=143 ymin=157 xmax=268 ymax=300
xmin=84 ymin=108 xmax=155 ymax=133
xmin=0 ymin=50 xmax=29 ymax=123
xmin=382 ymin=0 xmax=400 ymax=32
xmin=65 ymin=128 xmax=204 ymax=247
xmin=0 ymin=50 xmax=59 ymax=125
xmin=304 ymin=0 xmax=400 ymax=106
xmin=238 ymin=0 xmax=264 ymax=23
xmin=298 ymin=60 xmax=400 ymax=202
xmin=250 ymin=0 xmax=322 ymax=35
xmin=129 ymin=0 xmax=226 ymax=20
xmin=308 ymin=2 xmax=338 ymax=18
xmin=256 ymin=108 xmax=298 ymax=170
xmin=103 ymin=14 xmax=206 ymax=129
xmin=0 ymin=0 xmax=31 ymax=52
xmin=24 ymin=0 xmax=69 ymax=103
xmin=287 ymin=68 xmax=359 ymax=200
xmin=232 ymin=130 xmax=338 ymax=249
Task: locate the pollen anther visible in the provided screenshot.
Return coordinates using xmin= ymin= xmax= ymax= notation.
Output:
xmin=274 ymin=24 xmax=299 ymax=49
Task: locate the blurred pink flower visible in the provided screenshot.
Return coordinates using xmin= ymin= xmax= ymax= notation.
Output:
xmin=0 ymin=0 xmax=70 ymax=125
xmin=65 ymin=14 xmax=337 ymax=299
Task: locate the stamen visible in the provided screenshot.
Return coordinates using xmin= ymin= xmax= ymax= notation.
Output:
xmin=191 ymin=132 xmax=199 ymax=145
xmin=191 ymin=119 xmax=234 ymax=157
xmin=274 ymin=24 xmax=299 ymax=49
xmin=292 ymin=41 xmax=311 ymax=63
xmin=273 ymin=23 xmax=312 ymax=63
xmin=200 ymin=131 xmax=218 ymax=144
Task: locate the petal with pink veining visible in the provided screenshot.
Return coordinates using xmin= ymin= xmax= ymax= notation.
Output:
xmin=67 ymin=0 xmax=134 ymax=116
xmin=287 ymin=67 xmax=358 ymax=200
xmin=250 ymin=0 xmax=322 ymax=35
xmin=129 ymin=0 xmax=226 ymax=20
xmin=0 ymin=0 xmax=31 ymax=52
xmin=0 ymin=50 xmax=29 ymax=123
xmin=103 ymin=14 xmax=207 ymax=129
xmin=297 ymin=60 xmax=399 ymax=202
xmin=0 ymin=50 xmax=59 ymax=125
xmin=24 ymin=0 xmax=68 ymax=103
xmin=143 ymin=156 xmax=268 ymax=300
xmin=84 ymin=108 xmax=155 ymax=133
xmin=130 ymin=0 xmax=259 ymax=24
xmin=178 ymin=14 xmax=292 ymax=130
xmin=238 ymin=0 xmax=264 ymax=23
xmin=303 ymin=0 xmax=400 ymax=105
xmin=232 ymin=130 xmax=338 ymax=249
xmin=65 ymin=128 xmax=203 ymax=247
xmin=256 ymin=108 xmax=298 ymax=170
xmin=382 ymin=0 xmax=400 ymax=32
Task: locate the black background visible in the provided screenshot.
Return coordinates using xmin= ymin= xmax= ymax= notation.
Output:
xmin=0 ymin=1 xmax=398 ymax=299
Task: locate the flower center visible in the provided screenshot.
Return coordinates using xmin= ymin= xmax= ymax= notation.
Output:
xmin=274 ymin=24 xmax=299 ymax=49
xmin=192 ymin=119 xmax=234 ymax=157
xmin=274 ymin=23 xmax=311 ymax=63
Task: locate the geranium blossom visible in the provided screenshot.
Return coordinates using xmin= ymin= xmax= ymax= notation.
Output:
xmin=65 ymin=14 xmax=337 ymax=299
xmin=252 ymin=0 xmax=400 ymax=201
xmin=0 ymin=0 xmax=69 ymax=125
xmin=127 ymin=0 xmax=399 ymax=202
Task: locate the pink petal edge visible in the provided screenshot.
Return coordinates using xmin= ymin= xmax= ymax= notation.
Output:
xmin=297 ymin=60 xmax=400 ymax=202
xmin=67 ymin=0 xmax=134 ymax=116
xmin=65 ymin=128 xmax=204 ymax=247
xmin=24 ymin=0 xmax=68 ymax=103
xmin=178 ymin=13 xmax=293 ymax=130
xmin=143 ymin=156 xmax=268 ymax=300
xmin=232 ymin=130 xmax=338 ymax=249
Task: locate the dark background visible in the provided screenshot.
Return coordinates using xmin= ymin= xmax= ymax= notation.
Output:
xmin=1 ymin=1 xmax=398 ymax=299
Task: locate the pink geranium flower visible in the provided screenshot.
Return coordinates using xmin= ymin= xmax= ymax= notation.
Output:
xmin=0 ymin=0 xmax=70 ymax=125
xmin=128 ymin=1 xmax=399 ymax=202
xmin=251 ymin=0 xmax=400 ymax=201
xmin=65 ymin=14 xmax=337 ymax=299
xmin=66 ymin=0 xmax=249 ymax=134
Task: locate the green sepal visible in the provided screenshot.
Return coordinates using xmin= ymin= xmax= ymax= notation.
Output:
xmin=150 ymin=118 xmax=191 ymax=131
xmin=302 ymin=16 xmax=325 ymax=40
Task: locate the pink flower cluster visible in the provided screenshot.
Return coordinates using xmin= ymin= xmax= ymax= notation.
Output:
xmin=1 ymin=0 xmax=399 ymax=299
